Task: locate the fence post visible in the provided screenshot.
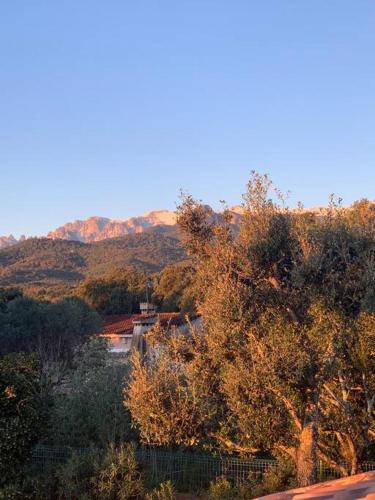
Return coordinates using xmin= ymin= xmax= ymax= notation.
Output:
xmin=318 ymin=459 xmax=324 ymax=482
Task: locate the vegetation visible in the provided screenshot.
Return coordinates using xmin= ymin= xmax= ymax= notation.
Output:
xmin=153 ymin=262 xmax=196 ymax=312
xmin=145 ymin=481 xmax=175 ymax=500
xmin=48 ymin=338 xmax=135 ymax=448
xmin=0 ymin=353 xmax=42 ymax=487
xmin=77 ymin=267 xmax=148 ymax=315
xmin=76 ymin=263 xmax=197 ymax=314
xmin=93 ymin=443 xmax=144 ymax=499
xmin=0 ymin=231 xmax=186 ymax=299
xmin=126 ymin=174 xmax=375 ymax=487
xmin=0 ymin=289 xmax=101 ymax=392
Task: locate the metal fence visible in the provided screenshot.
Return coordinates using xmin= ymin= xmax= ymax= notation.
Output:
xmin=31 ymin=444 xmax=375 ymax=489
xmin=136 ymin=448 xmax=276 ymax=489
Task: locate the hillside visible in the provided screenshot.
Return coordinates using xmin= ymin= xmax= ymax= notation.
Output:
xmin=0 ymin=229 xmax=186 ymax=298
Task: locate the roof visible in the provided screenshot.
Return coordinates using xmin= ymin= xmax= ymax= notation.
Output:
xmin=102 ymin=312 xmax=193 ymax=336
xmin=260 ymin=471 xmax=375 ymax=499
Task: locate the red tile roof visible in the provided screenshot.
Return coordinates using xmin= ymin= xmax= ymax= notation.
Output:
xmin=102 ymin=312 xmax=191 ymax=336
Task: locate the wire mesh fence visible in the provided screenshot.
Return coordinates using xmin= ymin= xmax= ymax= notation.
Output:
xmin=136 ymin=448 xmax=277 ymax=489
xmin=32 ymin=445 xmax=88 ymax=472
xmin=31 ymin=444 xmax=375 ymax=489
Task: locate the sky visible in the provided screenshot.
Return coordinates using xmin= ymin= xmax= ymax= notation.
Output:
xmin=1 ymin=1 xmax=374 ymax=237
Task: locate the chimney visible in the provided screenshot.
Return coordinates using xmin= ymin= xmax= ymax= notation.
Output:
xmin=131 ymin=302 xmax=158 ymax=356
xmin=139 ymin=302 xmax=157 ymax=316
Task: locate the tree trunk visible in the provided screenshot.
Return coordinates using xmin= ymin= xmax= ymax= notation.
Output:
xmin=297 ymin=419 xmax=318 ymax=486
xmin=350 ymin=454 xmax=359 ymax=476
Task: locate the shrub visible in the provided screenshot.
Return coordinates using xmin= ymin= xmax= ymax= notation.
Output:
xmin=0 ymin=474 xmax=57 ymax=500
xmin=93 ymin=443 xmax=144 ymax=499
xmin=207 ymin=476 xmax=237 ymax=500
xmin=0 ymin=353 xmax=42 ymax=487
xmin=250 ymin=459 xmax=297 ymax=498
xmin=145 ymin=480 xmax=175 ymax=500
xmin=56 ymin=450 xmax=101 ymax=499
xmin=49 ymin=338 xmax=134 ymax=449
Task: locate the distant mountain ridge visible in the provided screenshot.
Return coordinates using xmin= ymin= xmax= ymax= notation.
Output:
xmin=47 ymin=210 xmax=178 ymax=242
xmin=2 ymin=203 xmax=367 ymax=249
xmin=0 ymin=235 xmax=18 ymax=248
xmin=0 ymin=210 xmax=179 ymax=248
xmin=0 ymin=208 xmax=243 ymax=248
xmin=0 ymin=235 xmax=26 ymax=249
xmin=1 ymin=200 xmax=373 ymax=298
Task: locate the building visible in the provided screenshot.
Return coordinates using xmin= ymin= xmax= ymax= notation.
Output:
xmin=101 ymin=302 xmax=200 ymax=355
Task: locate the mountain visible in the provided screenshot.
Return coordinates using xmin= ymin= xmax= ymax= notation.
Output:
xmin=0 ymin=235 xmax=17 ymax=248
xmin=0 ymin=208 xmax=244 ymax=248
xmin=0 ymin=208 xmax=233 ymax=296
xmin=2 ymin=203 xmax=366 ymax=249
xmin=0 ymin=235 xmax=26 ymax=248
xmin=1 ymin=200 xmax=373 ymax=298
xmin=47 ymin=210 xmax=178 ymax=242
xmin=0 ymin=229 xmax=186 ymax=298
xmin=0 ymin=210 xmax=179 ymax=249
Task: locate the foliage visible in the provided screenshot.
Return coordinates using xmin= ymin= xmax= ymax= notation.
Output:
xmin=145 ymin=481 xmax=175 ymax=500
xmin=0 ymin=474 xmax=57 ymax=500
xmin=249 ymin=459 xmax=297 ymax=498
xmin=77 ymin=267 xmax=147 ymax=314
xmin=153 ymin=262 xmax=196 ymax=312
xmin=126 ymin=173 xmax=375 ymax=487
xmin=207 ymin=476 xmax=237 ymax=500
xmin=93 ymin=443 xmax=144 ymax=500
xmin=0 ymin=291 xmax=101 ymax=393
xmin=0 ymin=353 xmax=42 ymax=487
xmin=126 ymin=346 xmax=206 ymax=447
xmin=56 ymin=450 xmax=101 ymax=500
xmin=48 ymin=337 xmax=135 ymax=448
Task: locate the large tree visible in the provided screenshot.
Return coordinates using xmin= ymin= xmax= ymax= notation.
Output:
xmin=77 ymin=266 xmax=147 ymax=314
xmin=153 ymin=262 xmax=196 ymax=312
xmin=126 ymin=173 xmax=375 ymax=486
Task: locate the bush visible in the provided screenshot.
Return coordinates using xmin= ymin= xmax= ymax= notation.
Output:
xmin=0 ymin=353 xmax=42 ymax=487
xmin=145 ymin=480 xmax=175 ymax=500
xmin=250 ymin=459 xmax=297 ymax=498
xmin=0 ymin=473 xmax=57 ymax=500
xmin=48 ymin=338 xmax=134 ymax=449
xmin=93 ymin=443 xmax=144 ymax=499
xmin=56 ymin=450 xmax=101 ymax=499
xmin=207 ymin=476 xmax=237 ymax=500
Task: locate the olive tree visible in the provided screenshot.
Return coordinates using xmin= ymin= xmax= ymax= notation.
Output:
xmin=126 ymin=173 xmax=375 ymax=486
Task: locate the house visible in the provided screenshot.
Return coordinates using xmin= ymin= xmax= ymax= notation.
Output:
xmin=101 ymin=302 xmax=200 ymax=355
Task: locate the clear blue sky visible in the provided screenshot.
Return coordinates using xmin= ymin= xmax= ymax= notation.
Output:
xmin=1 ymin=1 xmax=374 ymax=237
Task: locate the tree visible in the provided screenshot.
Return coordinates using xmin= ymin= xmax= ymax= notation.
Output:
xmin=0 ymin=291 xmax=102 ymax=391
xmin=0 ymin=353 xmax=42 ymax=486
xmin=126 ymin=173 xmax=375 ymax=486
xmin=77 ymin=266 xmax=147 ymax=314
xmin=49 ymin=337 xmax=135 ymax=448
xmin=127 ymin=338 xmax=207 ymax=447
xmin=318 ymin=312 xmax=375 ymax=475
xmin=153 ymin=262 xmax=196 ymax=312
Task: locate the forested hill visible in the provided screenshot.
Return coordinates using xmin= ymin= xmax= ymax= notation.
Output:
xmin=0 ymin=228 xmax=186 ymax=298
